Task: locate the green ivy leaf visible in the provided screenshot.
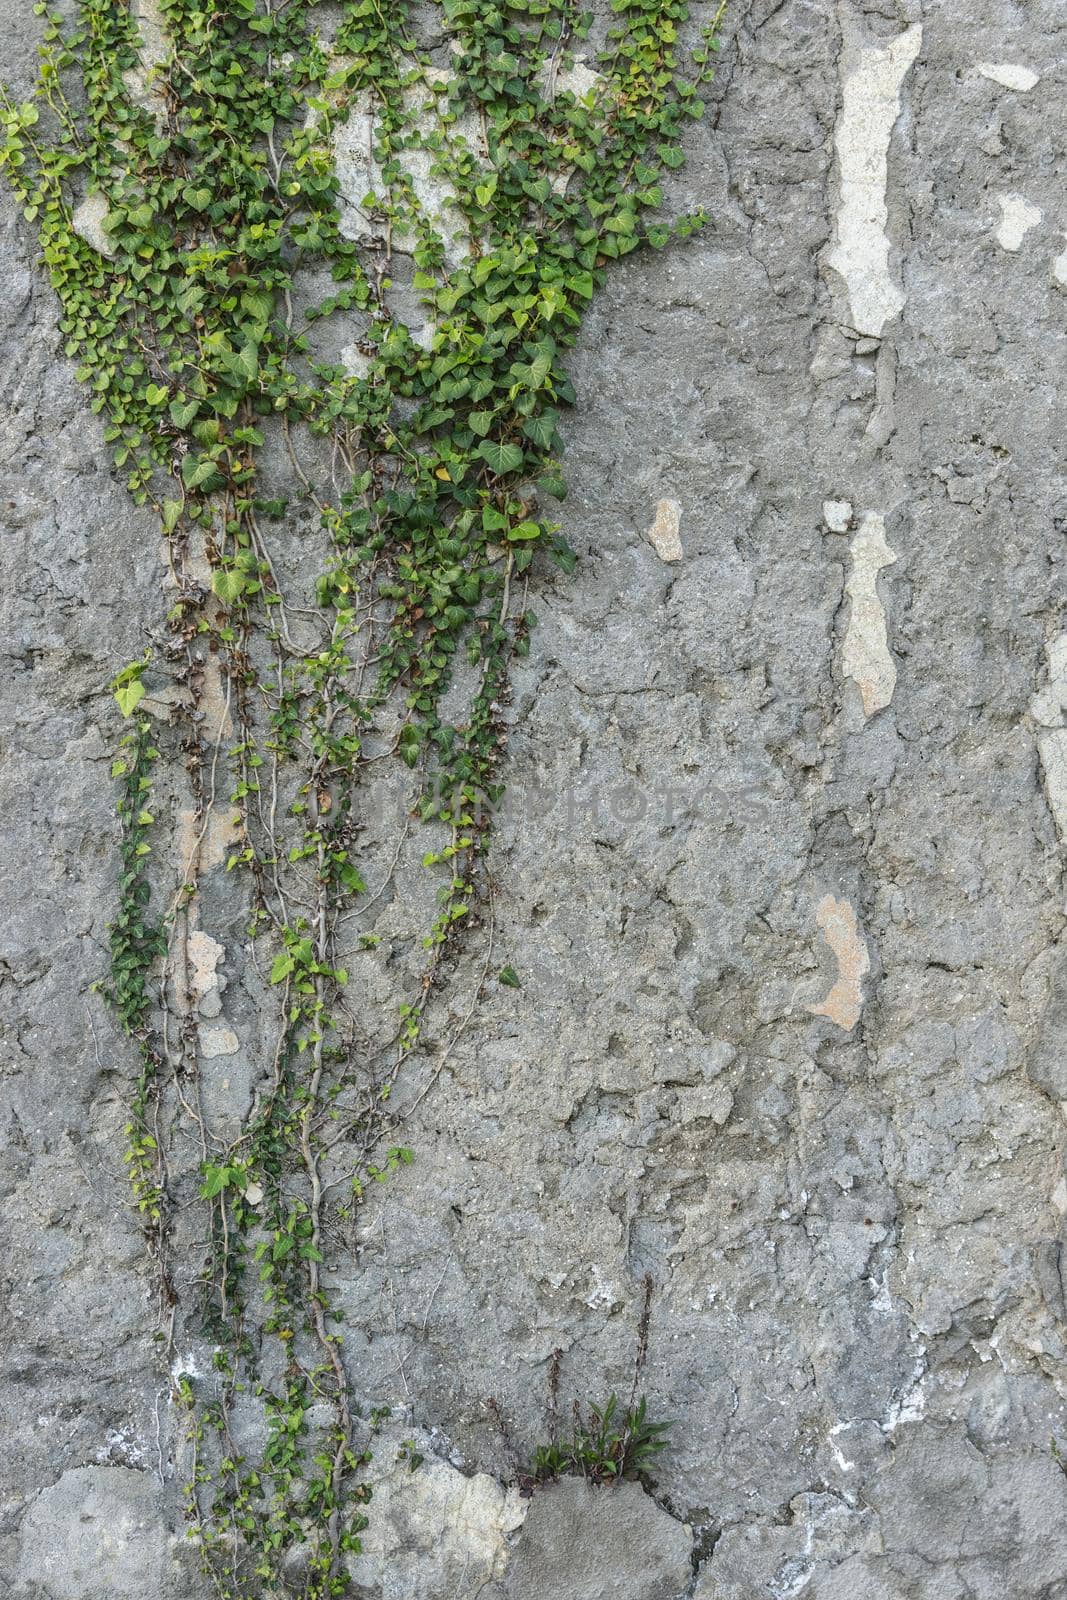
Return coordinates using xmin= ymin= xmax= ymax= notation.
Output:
xmin=169 ymin=397 xmax=198 ymax=428
xmin=522 ymin=411 xmax=557 ymax=451
xmin=212 ymin=569 xmax=247 ymax=604
xmin=475 ymin=439 xmax=524 ymax=475
xmin=182 ymin=454 xmax=219 ymax=490
xmin=115 ymin=678 xmax=146 ymax=718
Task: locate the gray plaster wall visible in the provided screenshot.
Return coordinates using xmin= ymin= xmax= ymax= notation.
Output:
xmin=3 ymin=1 xmax=1067 ymax=1597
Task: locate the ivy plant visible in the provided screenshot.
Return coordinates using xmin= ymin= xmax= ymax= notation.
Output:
xmin=2 ymin=0 xmax=728 ymax=1594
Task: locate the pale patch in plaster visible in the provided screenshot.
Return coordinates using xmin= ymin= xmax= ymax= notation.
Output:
xmin=123 ymin=0 xmax=169 ymax=114
xmin=340 ymin=345 xmax=372 ymax=379
xmin=1052 ymin=241 xmax=1067 ymax=290
xmin=1030 ymin=633 xmax=1067 ymax=841
xmin=645 ymin=498 xmax=683 ymax=562
xmin=995 ymin=194 xmax=1042 ymax=252
xmin=351 ymin=1421 xmax=526 ymax=1594
xmin=809 ymin=895 xmax=870 ymax=1032
xmin=539 ymin=57 xmax=602 ymax=105
xmin=841 ymin=512 xmax=897 ymax=717
xmin=823 ymin=498 xmax=853 ymax=533
xmin=157 ymin=524 xmax=233 ymax=742
xmin=977 ymin=62 xmax=1039 ymax=93
xmin=198 ymin=1024 xmax=239 ymax=1059
xmin=332 ymin=74 xmax=481 ymax=263
xmin=71 ymin=194 xmax=116 ymax=259
xmin=827 ymin=24 xmax=922 ymax=337
xmin=828 ymin=1421 xmax=856 ymax=1472
xmin=882 ymin=1355 xmax=928 ymax=1431
xmin=176 ymin=805 xmax=240 ymax=878
xmin=187 ymin=929 xmax=226 ymax=1008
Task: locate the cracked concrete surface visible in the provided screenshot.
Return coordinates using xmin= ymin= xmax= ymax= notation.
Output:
xmin=3 ymin=1 xmax=1067 ymax=1597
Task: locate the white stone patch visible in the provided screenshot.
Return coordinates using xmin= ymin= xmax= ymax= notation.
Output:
xmin=199 ymin=1024 xmax=239 ymax=1059
xmin=823 ymin=498 xmax=853 ymax=533
xmin=586 ymin=1264 xmax=623 ymax=1311
xmin=809 ymin=895 xmax=871 ymax=1032
xmin=123 ymin=0 xmax=169 ymax=114
xmin=645 ymin=498 xmax=683 ymax=562
xmin=841 ymin=512 xmax=898 ymax=717
xmin=828 ymin=1422 xmax=857 ymax=1472
xmin=1052 ymin=241 xmax=1067 ymax=290
xmin=995 ymin=193 xmax=1042 ymax=252
xmin=351 ymin=1419 xmax=526 ymax=1594
xmin=170 ymin=1348 xmax=210 ymax=1383
xmin=978 ymin=61 xmax=1039 ymax=93
xmin=882 ymin=1355 xmax=928 ymax=1432
xmin=827 ymin=24 xmax=922 ymax=337
xmin=539 ymin=56 xmax=602 ymax=102
xmin=340 ymin=343 xmax=373 ymax=379
xmin=187 ymin=928 xmax=226 ymax=1011
xmin=186 ymin=926 xmax=238 ymax=1055
xmin=1030 ymin=633 xmax=1067 ymax=841
xmin=332 ymin=74 xmax=481 ymax=263
xmin=72 ymin=193 xmax=116 ymax=259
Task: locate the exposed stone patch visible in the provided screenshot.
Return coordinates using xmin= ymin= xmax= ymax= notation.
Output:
xmin=977 ymin=61 xmax=1039 ymax=93
xmin=995 ymin=193 xmax=1042 ymax=252
xmin=809 ymin=894 xmax=870 ymax=1031
xmin=826 ymin=23 xmax=922 ymax=337
xmin=71 ymin=193 xmax=116 ymax=258
xmin=340 ymin=343 xmax=373 ymax=378
xmin=1030 ymin=632 xmax=1067 ymax=841
xmin=176 ymin=803 xmax=241 ymax=876
xmin=645 ymin=498 xmax=683 ymax=562
xmin=823 ymin=498 xmax=853 ymax=533
xmin=198 ymin=1023 xmax=239 ymax=1059
xmin=841 ymin=512 xmax=897 ymax=717
xmin=539 ymin=57 xmax=602 ymax=103
xmin=122 ymin=0 xmax=169 ymax=114
xmin=500 ymin=1478 xmax=692 ymax=1600
xmin=15 ymin=1466 xmax=180 ymax=1598
xmin=348 ymin=1419 xmax=525 ymax=1599
xmin=332 ymin=75 xmax=481 ymax=263
xmin=1052 ymin=240 xmax=1067 ymax=290
xmin=186 ymin=928 xmax=225 ymax=1012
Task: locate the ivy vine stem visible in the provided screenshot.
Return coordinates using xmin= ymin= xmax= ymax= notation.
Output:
xmin=3 ymin=0 xmax=728 ymax=1592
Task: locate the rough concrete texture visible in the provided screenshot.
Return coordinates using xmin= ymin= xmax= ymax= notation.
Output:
xmin=497 ymin=1478 xmax=693 ymax=1600
xmin=4 ymin=1 xmax=1067 ymax=1598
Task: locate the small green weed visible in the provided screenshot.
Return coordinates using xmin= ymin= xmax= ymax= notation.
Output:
xmin=530 ymin=1394 xmax=671 ymax=1485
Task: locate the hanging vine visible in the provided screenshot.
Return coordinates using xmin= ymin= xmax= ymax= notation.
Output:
xmin=2 ymin=0 xmax=728 ymax=1593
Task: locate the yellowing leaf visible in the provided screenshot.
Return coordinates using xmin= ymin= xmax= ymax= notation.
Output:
xmin=115 ymin=678 xmax=146 ymax=718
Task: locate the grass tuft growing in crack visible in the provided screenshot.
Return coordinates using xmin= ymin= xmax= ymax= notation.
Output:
xmin=530 ymin=1393 xmax=672 ymax=1485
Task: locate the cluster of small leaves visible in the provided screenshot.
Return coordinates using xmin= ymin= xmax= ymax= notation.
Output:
xmin=530 ymin=1394 xmax=672 ymax=1484
xmin=2 ymin=0 xmax=726 ymax=1593
xmin=99 ymin=708 xmax=170 ymax=1238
